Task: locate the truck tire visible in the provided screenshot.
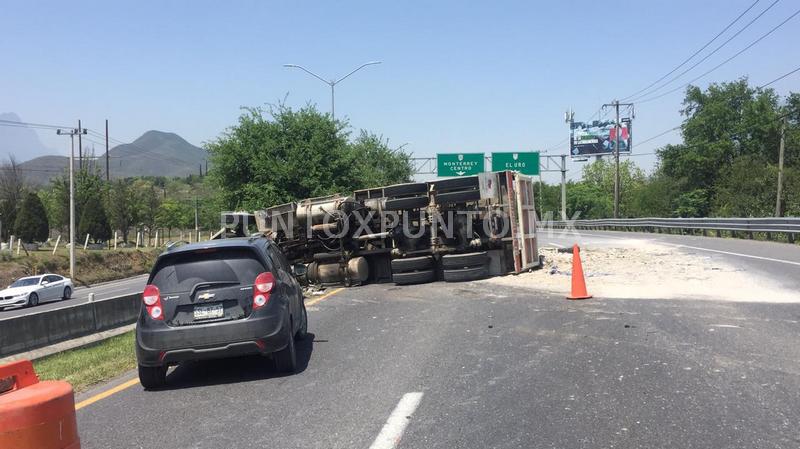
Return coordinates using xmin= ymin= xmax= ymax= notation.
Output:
xmin=384 ymin=182 xmax=428 ymax=197
xmin=393 ymin=269 xmax=436 ymax=285
xmin=441 ymin=252 xmax=488 ymax=269
xmin=384 ymin=196 xmax=429 ymax=211
xmin=443 ymin=266 xmax=489 ymax=283
xmin=391 ymin=256 xmax=434 ymax=273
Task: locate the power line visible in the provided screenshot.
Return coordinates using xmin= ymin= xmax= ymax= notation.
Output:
xmin=636 ymin=6 xmax=800 ymax=104
xmin=0 ymin=119 xmax=72 ymax=130
xmin=758 ymin=65 xmax=800 ymax=88
xmin=622 ymin=0 xmax=764 ymax=101
xmin=635 ymin=126 xmax=681 ymax=147
xmin=629 ymin=0 xmax=782 ymax=102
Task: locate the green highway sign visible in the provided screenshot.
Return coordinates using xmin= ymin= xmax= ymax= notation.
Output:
xmin=437 ymin=153 xmax=484 ymax=177
xmin=491 ymin=152 xmax=540 ymax=176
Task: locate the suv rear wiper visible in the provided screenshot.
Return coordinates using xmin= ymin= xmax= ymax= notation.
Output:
xmin=190 ymin=281 xmax=240 ymax=297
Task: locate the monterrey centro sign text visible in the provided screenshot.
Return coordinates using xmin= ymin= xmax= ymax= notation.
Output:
xmin=437 ymin=153 xmax=484 ymax=177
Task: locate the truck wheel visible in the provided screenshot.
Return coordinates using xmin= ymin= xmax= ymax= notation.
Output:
xmin=138 ymin=365 xmax=167 ymax=390
xmin=391 ymin=256 xmax=434 ymax=273
xmin=442 ymin=252 xmax=489 ymax=269
xmin=393 ymin=269 xmax=436 ymax=285
xmin=443 ymin=266 xmax=489 ymax=282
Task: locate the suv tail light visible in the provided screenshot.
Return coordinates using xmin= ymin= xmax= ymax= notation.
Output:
xmin=143 ymin=284 xmax=164 ymax=320
xmin=253 ymin=272 xmax=275 ymax=310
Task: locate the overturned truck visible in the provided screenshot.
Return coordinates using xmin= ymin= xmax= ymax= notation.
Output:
xmin=227 ymin=171 xmax=539 ymax=287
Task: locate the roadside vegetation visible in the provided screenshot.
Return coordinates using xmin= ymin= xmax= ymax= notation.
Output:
xmin=33 ymin=331 xmax=137 ymax=393
xmin=0 ymin=248 xmax=158 ymax=287
xmin=537 ymin=79 xmax=799 ymax=220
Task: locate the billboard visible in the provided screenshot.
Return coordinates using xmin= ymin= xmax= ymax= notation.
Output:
xmin=570 ymin=120 xmax=631 ymax=157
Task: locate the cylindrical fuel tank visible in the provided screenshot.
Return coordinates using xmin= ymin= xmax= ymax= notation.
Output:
xmin=307 ymin=256 xmax=369 ymax=285
xmin=296 ymin=196 xmax=355 ymax=227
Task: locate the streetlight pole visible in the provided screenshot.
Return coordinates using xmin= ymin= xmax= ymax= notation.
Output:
xmin=56 ymin=125 xmax=87 ymax=280
xmin=283 ymin=61 xmax=382 ymax=121
xmin=602 ymin=100 xmax=634 ymax=218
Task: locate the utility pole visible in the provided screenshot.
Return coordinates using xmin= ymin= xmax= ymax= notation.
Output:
xmin=194 ymin=197 xmax=199 ymax=241
xmin=105 ymin=120 xmax=110 ymax=182
xmin=77 ymin=120 xmax=83 ymax=171
xmin=775 ymin=116 xmax=786 ymax=217
xmin=602 ymin=100 xmax=634 ymax=218
xmin=560 ymin=155 xmax=567 ymax=221
xmin=56 ymin=126 xmax=87 ymax=280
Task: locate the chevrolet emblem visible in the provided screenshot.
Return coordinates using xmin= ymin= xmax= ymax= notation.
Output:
xmin=197 ymin=292 xmax=216 ymax=301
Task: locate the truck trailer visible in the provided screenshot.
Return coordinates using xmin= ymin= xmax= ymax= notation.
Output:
xmin=222 ymin=170 xmax=540 ymax=287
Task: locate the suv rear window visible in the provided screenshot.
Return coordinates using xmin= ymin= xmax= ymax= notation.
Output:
xmin=150 ymin=248 xmax=268 ymax=293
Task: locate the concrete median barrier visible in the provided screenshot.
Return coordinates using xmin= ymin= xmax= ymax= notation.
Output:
xmin=0 ymin=294 xmax=140 ymax=358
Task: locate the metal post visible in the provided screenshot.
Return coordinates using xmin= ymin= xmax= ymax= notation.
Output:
xmin=331 ymin=84 xmax=336 ymax=121
xmin=69 ymin=134 xmax=75 ymax=278
xmin=105 ymin=119 xmax=110 ymax=181
xmin=283 ymin=61 xmax=381 ymax=121
xmin=77 ymin=120 xmax=83 ymax=171
xmin=776 ymin=117 xmax=786 ymax=217
xmin=613 ymin=101 xmax=620 ymax=219
xmin=560 ymin=155 xmax=567 ymax=221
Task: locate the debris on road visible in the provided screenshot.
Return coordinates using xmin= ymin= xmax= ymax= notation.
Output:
xmin=485 ymin=238 xmax=800 ymax=302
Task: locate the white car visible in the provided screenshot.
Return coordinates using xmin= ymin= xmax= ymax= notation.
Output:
xmin=0 ymin=274 xmax=74 ymax=310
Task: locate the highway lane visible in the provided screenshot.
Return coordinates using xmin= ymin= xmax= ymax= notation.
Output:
xmin=539 ymin=229 xmax=800 ymax=291
xmin=75 ymin=280 xmax=800 ymax=448
xmin=0 ymin=274 xmax=148 ymax=319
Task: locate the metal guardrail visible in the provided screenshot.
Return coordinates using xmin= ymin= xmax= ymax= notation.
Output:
xmin=545 ymin=217 xmax=800 ymax=235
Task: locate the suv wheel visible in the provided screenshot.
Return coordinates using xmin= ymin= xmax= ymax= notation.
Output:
xmin=138 ymin=365 xmax=167 ymax=390
xmin=295 ymin=305 xmax=308 ymax=341
xmin=274 ymin=318 xmax=297 ymax=373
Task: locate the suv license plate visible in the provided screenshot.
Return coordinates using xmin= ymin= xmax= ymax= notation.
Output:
xmin=194 ymin=304 xmax=224 ymax=320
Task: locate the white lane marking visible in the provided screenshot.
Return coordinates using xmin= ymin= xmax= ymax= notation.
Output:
xmin=672 ymin=244 xmax=800 ymax=267
xmin=369 ymin=392 xmax=424 ymax=449
xmin=566 ymin=231 xmax=800 ymax=267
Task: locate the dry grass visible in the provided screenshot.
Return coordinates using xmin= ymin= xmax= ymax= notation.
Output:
xmin=0 ymin=248 xmax=160 ymax=288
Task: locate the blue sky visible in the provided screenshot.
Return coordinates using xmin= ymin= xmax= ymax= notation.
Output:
xmin=1 ymin=0 xmax=798 ymax=182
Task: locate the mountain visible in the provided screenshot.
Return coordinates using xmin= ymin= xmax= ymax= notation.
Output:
xmin=0 ymin=112 xmax=56 ymax=162
xmin=18 ymin=130 xmax=207 ymax=184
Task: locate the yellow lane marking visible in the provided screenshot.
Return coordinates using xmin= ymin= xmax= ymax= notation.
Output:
xmin=75 ymin=378 xmax=140 ymax=410
xmin=75 ymin=287 xmax=345 ymax=411
xmin=305 ymin=287 xmax=344 ymax=307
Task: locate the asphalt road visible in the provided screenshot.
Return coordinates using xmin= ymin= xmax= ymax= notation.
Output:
xmin=75 ymin=277 xmax=800 ymax=448
xmin=0 ymin=274 xmax=148 ymax=319
xmin=539 ymin=229 xmax=800 ymax=291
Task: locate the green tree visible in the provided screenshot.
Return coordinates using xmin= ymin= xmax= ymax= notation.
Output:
xmin=155 ymin=199 xmax=193 ymax=236
xmin=107 ymin=180 xmax=139 ymax=243
xmin=78 ymin=197 xmax=112 ymax=242
xmin=207 ymin=104 xmax=413 ymax=211
xmin=657 ymin=78 xmax=793 ymax=217
xmin=578 ymin=158 xmax=646 ymax=217
xmin=13 ymin=191 xmax=49 ymax=243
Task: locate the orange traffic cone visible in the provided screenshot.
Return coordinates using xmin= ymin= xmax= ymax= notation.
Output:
xmin=567 ymin=244 xmax=592 ymax=300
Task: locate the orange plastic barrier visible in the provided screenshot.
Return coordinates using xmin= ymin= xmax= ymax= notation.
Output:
xmin=0 ymin=360 xmax=80 ymax=449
